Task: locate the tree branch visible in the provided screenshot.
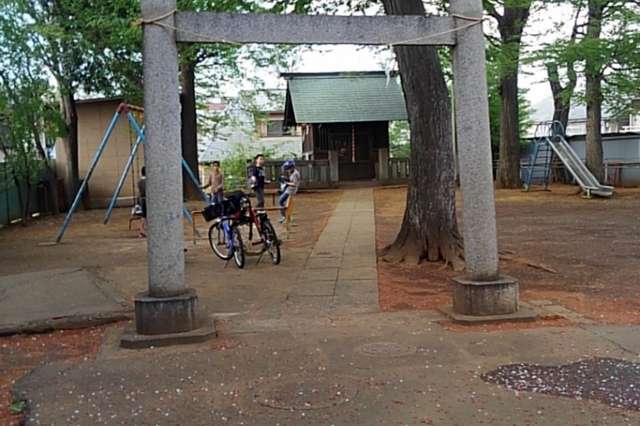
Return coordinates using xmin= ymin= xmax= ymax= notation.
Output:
xmin=483 ymin=0 xmax=504 ymax=26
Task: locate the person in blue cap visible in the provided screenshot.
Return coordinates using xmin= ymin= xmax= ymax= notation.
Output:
xmin=278 ymin=159 xmax=300 ymax=223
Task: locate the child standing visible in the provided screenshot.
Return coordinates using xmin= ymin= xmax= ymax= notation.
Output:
xmin=202 ymin=161 xmax=224 ymax=203
xmin=278 ymin=160 xmax=300 ymax=223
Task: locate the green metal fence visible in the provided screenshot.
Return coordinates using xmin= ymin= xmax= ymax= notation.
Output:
xmin=0 ymin=162 xmax=43 ymax=226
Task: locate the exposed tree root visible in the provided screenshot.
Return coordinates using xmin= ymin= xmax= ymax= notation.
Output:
xmin=382 ymin=232 xmax=465 ymax=271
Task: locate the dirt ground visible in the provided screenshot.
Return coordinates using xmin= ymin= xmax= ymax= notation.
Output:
xmin=0 ymin=190 xmax=341 ymax=424
xmin=375 ymin=184 xmax=640 ymax=324
xmin=0 ymin=190 xmax=341 ymax=296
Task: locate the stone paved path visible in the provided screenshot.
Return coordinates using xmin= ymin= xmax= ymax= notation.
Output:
xmin=289 ymin=188 xmax=378 ymax=312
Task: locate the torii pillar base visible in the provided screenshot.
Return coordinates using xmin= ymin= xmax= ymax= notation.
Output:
xmin=440 ymin=275 xmax=537 ymax=324
xmin=452 ymin=275 xmax=519 ymax=315
xmin=120 ymin=289 xmax=216 ymax=349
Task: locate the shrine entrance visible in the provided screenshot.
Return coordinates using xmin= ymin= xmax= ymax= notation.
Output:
xmin=126 ymin=0 xmax=520 ymax=346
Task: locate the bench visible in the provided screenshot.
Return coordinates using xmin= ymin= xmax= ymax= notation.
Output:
xmin=191 ymin=210 xmax=205 ymax=245
xmin=264 ymin=188 xmax=279 ymax=206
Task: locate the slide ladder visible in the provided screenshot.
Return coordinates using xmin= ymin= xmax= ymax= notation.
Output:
xmin=523 ymin=138 xmax=554 ymax=191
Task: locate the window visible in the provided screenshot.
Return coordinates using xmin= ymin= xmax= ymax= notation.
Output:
xmin=267 ymin=119 xmax=287 ymax=137
xmin=257 ymin=112 xmax=301 ymax=137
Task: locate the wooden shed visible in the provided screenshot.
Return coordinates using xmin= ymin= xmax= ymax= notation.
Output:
xmin=55 ymin=98 xmax=145 ymax=208
xmin=283 ymin=71 xmax=407 ymax=181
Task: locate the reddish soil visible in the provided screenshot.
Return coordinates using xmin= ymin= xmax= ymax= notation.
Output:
xmin=375 ymin=185 xmax=640 ymax=325
xmin=0 ymin=327 xmax=107 ymax=425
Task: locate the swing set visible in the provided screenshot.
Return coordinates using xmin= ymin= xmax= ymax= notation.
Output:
xmin=53 ymin=102 xmax=207 ymax=243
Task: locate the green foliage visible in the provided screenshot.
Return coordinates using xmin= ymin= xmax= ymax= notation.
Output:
xmin=583 ymin=1 xmax=640 ymax=117
xmin=389 ymin=120 xmax=410 ymax=158
xmin=0 ymin=0 xmax=313 ymax=205
xmin=6 ymin=0 xmax=144 ymax=102
xmin=527 ymin=0 xmax=640 ymax=120
xmin=0 ymin=2 xmax=65 ymax=186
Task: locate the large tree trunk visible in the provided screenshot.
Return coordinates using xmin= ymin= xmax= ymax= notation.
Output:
xmin=497 ymin=72 xmax=521 ymax=187
xmin=546 ymin=62 xmax=575 ymax=133
xmin=381 ymin=0 xmax=463 ymax=269
xmin=585 ymin=75 xmax=604 ymax=181
xmin=180 ymin=60 xmax=200 ymax=200
xmin=494 ymin=4 xmax=531 ymax=189
xmin=59 ymin=89 xmax=79 ymax=210
xmin=585 ymin=0 xmax=605 ymax=181
xmin=546 ymin=8 xmax=579 ymax=134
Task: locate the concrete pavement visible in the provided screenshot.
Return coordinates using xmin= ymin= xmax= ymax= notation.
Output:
xmin=0 ymin=268 xmax=130 ymax=335
xmin=12 ymin=189 xmax=640 ymax=425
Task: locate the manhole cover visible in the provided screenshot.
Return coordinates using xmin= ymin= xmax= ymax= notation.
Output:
xmin=356 ymin=342 xmax=417 ymax=357
xmin=483 ymin=357 xmax=640 ymax=410
xmin=254 ymin=378 xmax=358 ymax=410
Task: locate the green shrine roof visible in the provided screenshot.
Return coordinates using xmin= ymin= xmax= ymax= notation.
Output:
xmin=282 ymin=71 xmax=408 ymax=125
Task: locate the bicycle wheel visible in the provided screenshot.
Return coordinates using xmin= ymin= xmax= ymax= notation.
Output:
xmin=261 ymin=219 xmax=281 ymax=265
xmin=232 ymin=226 xmax=245 ymax=268
xmin=209 ymin=221 xmax=231 ymax=260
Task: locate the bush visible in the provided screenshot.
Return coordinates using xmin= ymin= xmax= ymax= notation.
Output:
xmin=218 ymin=142 xmax=278 ymax=191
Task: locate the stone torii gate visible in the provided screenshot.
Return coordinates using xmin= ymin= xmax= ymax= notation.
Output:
xmin=123 ymin=0 xmax=521 ymax=347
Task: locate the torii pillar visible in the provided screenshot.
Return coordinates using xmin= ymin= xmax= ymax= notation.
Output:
xmin=449 ymin=0 xmax=521 ymax=318
xmin=121 ymin=0 xmax=215 ymax=348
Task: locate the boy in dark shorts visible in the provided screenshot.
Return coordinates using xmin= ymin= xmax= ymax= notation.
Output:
xmin=247 ymin=153 xmax=268 ymax=208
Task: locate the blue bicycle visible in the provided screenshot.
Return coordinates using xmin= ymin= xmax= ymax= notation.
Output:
xmin=209 ymin=216 xmax=245 ymax=268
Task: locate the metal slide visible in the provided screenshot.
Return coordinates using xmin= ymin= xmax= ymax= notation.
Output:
xmin=524 ymin=121 xmax=614 ymax=198
xmin=547 ymin=134 xmax=614 ymax=198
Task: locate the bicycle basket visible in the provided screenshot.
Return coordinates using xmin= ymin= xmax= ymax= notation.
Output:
xmin=202 ymin=202 xmax=223 ymax=222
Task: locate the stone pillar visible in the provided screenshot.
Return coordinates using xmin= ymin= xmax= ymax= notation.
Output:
xmin=377 ymin=148 xmax=389 ymax=181
xmin=450 ymin=0 xmax=518 ymax=316
xmin=141 ymin=0 xmax=184 ymax=298
xmin=122 ymin=0 xmax=214 ymax=348
xmin=328 ymin=150 xmax=339 ymax=183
